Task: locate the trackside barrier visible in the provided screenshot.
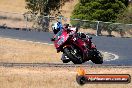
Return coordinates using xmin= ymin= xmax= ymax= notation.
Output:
xmin=0 ymin=11 xmax=132 ymax=37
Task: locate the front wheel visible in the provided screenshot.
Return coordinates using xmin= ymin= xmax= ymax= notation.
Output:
xmin=91 ymin=50 xmax=103 ymax=64
xmin=63 ymin=47 xmax=83 ymax=64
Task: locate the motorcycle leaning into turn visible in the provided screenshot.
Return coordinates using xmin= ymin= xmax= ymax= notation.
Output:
xmin=51 ymin=24 xmax=103 ymax=64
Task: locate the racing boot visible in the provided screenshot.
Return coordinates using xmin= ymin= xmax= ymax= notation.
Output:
xmin=61 ymin=53 xmax=70 ymax=63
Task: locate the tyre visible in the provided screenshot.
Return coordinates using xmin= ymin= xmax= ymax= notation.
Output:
xmin=62 ymin=60 xmax=69 ymax=63
xmin=63 ymin=47 xmax=83 ymax=64
xmin=61 ymin=53 xmax=70 ymax=63
xmin=91 ymin=50 xmax=103 ymax=64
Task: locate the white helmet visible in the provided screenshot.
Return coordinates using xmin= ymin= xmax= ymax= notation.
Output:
xmin=52 ymin=22 xmax=58 ymax=31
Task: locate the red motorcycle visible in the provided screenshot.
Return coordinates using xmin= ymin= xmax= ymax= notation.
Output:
xmin=51 ymin=27 xmax=103 ymax=64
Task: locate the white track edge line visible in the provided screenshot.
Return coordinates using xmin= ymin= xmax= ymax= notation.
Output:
xmin=104 ymin=52 xmax=119 ymax=61
xmin=0 ymin=37 xmax=53 ymax=45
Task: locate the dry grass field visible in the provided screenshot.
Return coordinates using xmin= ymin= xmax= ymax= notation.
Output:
xmin=0 ymin=37 xmax=131 ymax=88
xmin=0 ymin=0 xmax=27 ymax=13
xmin=0 ymin=67 xmax=132 ymax=88
xmin=0 ymin=37 xmax=111 ymax=63
xmin=0 ymin=1 xmax=132 ymax=87
xmin=0 ymin=0 xmax=31 ymax=28
xmin=0 ymin=37 xmax=62 ymax=63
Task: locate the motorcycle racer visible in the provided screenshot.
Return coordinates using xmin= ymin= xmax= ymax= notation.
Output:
xmin=51 ymin=22 xmax=103 ymax=64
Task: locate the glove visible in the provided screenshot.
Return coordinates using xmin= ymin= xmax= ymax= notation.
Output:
xmin=77 ymin=32 xmax=86 ymax=38
xmin=51 ymin=38 xmax=55 ymax=41
xmin=77 ymin=32 xmax=82 ymax=38
xmin=81 ymin=33 xmax=86 ymax=38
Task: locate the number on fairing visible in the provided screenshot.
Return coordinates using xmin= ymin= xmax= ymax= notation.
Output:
xmin=57 ymin=37 xmax=64 ymax=45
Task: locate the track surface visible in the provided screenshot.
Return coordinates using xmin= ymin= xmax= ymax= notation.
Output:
xmin=0 ymin=28 xmax=132 ymax=65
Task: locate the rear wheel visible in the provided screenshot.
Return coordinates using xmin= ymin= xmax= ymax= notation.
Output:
xmin=91 ymin=50 xmax=103 ymax=64
xmin=63 ymin=47 xmax=83 ymax=64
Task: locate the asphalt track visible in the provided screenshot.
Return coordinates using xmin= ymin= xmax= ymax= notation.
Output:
xmin=0 ymin=28 xmax=132 ymax=66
